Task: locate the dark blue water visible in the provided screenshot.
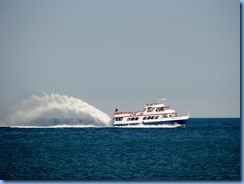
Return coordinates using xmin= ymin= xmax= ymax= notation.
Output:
xmin=0 ymin=118 xmax=240 ymax=180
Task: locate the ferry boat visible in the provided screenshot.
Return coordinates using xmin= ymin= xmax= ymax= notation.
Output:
xmin=113 ymin=98 xmax=189 ymax=127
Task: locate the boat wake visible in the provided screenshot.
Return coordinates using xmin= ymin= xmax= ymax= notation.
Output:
xmin=5 ymin=93 xmax=112 ymax=127
xmin=9 ymin=124 xmax=99 ymax=128
xmin=6 ymin=123 xmax=184 ymax=129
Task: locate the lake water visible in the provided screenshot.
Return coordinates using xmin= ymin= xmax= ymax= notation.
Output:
xmin=0 ymin=118 xmax=240 ymax=181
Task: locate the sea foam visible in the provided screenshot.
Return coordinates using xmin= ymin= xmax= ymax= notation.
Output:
xmin=8 ymin=93 xmax=112 ymax=126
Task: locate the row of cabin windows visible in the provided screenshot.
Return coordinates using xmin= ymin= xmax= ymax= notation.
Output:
xmin=127 ymin=117 xmax=139 ymax=121
xmin=145 ymin=107 xmax=169 ymax=112
xmin=143 ymin=116 xmax=159 ymax=120
xmin=116 ymin=115 xmax=165 ymax=122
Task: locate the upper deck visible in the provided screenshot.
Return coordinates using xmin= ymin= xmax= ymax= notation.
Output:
xmin=145 ymin=103 xmax=170 ymax=108
xmin=114 ymin=98 xmax=175 ymax=117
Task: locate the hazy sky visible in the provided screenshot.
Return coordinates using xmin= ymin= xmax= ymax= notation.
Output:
xmin=0 ymin=0 xmax=240 ymax=118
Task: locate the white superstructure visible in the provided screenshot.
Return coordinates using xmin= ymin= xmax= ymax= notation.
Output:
xmin=113 ymin=98 xmax=189 ymax=127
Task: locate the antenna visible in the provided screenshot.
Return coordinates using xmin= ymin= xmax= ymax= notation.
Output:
xmin=156 ymin=97 xmax=166 ymax=104
xmin=156 ymin=96 xmax=163 ymax=104
xmin=161 ymin=98 xmax=166 ymax=105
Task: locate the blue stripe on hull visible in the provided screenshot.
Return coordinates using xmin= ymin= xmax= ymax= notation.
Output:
xmin=114 ymin=123 xmax=141 ymax=126
xmin=144 ymin=119 xmax=187 ymax=125
xmin=114 ymin=119 xmax=187 ymax=126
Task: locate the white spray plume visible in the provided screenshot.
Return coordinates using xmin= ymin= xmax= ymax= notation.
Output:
xmin=8 ymin=93 xmax=112 ymax=126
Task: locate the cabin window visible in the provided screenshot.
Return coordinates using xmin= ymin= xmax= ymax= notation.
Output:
xmin=127 ymin=118 xmax=131 ymax=121
xmin=156 ymin=107 xmax=164 ymax=112
xmin=143 ymin=117 xmax=147 ymax=120
xmin=116 ymin=117 xmax=123 ymax=121
xmin=135 ymin=117 xmax=139 ymax=120
xmin=155 ymin=116 xmax=159 ymax=119
xmin=147 ymin=116 xmax=151 ymax=120
xmin=131 ymin=118 xmax=135 ymax=121
xmin=147 ymin=107 xmax=154 ymax=112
